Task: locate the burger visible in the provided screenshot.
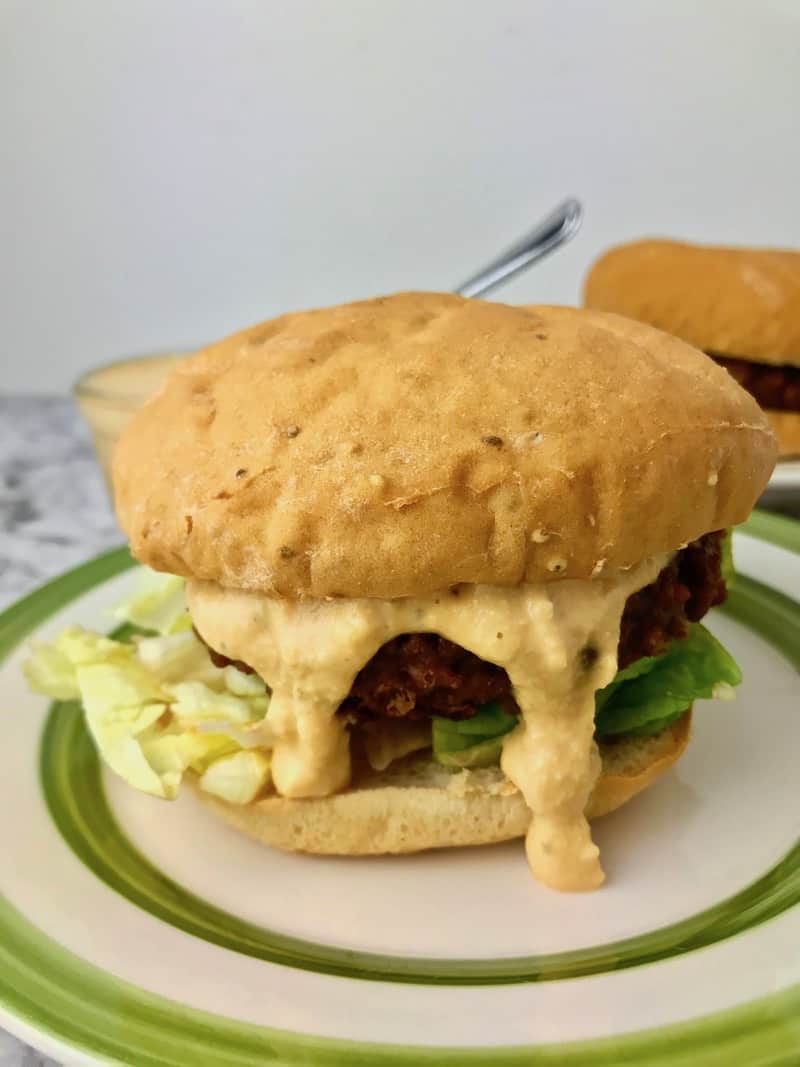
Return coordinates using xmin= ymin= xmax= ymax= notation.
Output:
xmin=583 ymin=238 xmax=800 ymax=456
xmin=25 ymin=293 xmax=776 ymax=891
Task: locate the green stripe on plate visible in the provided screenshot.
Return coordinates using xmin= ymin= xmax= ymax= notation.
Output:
xmin=720 ymin=573 xmax=800 ymax=671
xmin=39 ymin=647 xmax=800 ymax=984
xmin=722 ymin=511 xmax=800 ymax=670
xmin=738 ymin=509 xmax=800 ymax=556
xmin=0 ymin=894 xmax=798 ymax=1066
xmin=0 ymin=545 xmax=136 ymax=661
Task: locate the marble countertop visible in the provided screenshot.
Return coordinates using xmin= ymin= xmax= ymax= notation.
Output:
xmin=1 ymin=397 xmax=121 ymax=1066
xmin=0 ymin=397 xmax=121 ymax=611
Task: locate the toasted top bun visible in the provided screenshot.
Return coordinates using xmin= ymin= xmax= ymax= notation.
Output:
xmin=584 ymin=239 xmax=800 ymax=368
xmin=194 ymin=713 xmax=691 ymax=856
xmin=113 ymin=293 xmax=775 ymax=599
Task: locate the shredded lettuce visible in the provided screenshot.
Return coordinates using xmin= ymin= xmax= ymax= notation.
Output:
xmin=111 ymin=569 xmax=192 ymax=635
xmin=22 ymin=628 xmax=131 ymax=701
xmin=135 ymin=630 xmax=220 ymax=684
xmin=199 ymin=750 xmax=272 ymax=804
xmin=24 ymin=570 xmax=272 ymax=802
xmin=166 ymin=680 xmax=268 ymax=723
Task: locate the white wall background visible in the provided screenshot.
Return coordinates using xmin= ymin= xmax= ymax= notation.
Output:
xmin=2 ymin=0 xmax=799 ymax=393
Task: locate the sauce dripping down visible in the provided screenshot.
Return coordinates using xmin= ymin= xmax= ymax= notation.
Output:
xmin=187 ymin=554 xmax=665 ymax=891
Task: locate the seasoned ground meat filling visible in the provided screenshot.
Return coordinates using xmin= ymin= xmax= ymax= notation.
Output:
xmin=616 ymin=531 xmax=726 ymax=669
xmin=710 ymin=352 xmax=800 ymax=412
xmin=205 ymin=644 xmax=255 ymax=675
xmin=200 ymin=532 xmax=726 ymax=722
xmin=342 ymin=632 xmax=514 ymax=721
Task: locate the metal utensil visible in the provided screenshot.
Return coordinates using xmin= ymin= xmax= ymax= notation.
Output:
xmin=455 ymin=198 xmax=583 ymax=299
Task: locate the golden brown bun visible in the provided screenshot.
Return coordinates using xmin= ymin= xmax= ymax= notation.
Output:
xmin=767 ymin=411 xmax=800 ymax=458
xmin=194 ymin=713 xmax=690 ymax=855
xmin=584 ymin=239 xmax=800 ymax=368
xmin=113 ymin=294 xmax=775 ymax=598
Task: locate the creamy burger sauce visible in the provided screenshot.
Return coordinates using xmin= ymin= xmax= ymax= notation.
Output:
xmin=187 ymin=555 xmax=666 ymax=891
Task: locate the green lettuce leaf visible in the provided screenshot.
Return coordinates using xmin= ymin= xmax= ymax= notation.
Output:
xmin=432 ymin=701 xmax=518 ymax=768
xmin=430 ymin=623 xmax=741 ymax=766
xmin=594 ymin=623 xmax=741 ymax=739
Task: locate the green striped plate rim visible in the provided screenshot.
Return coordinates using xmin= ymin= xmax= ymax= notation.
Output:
xmin=37 ymin=649 xmax=800 ymax=985
xmin=0 ymin=901 xmax=797 ymax=1066
xmin=0 ymin=509 xmax=799 ymax=1063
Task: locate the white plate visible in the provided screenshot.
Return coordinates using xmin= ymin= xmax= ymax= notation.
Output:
xmin=771 ymin=460 xmax=800 ymax=488
xmin=762 ymin=458 xmax=800 ymax=508
xmin=0 ymin=513 xmax=798 ymax=1065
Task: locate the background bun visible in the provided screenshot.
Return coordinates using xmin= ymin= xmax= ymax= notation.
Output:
xmin=113 ymin=293 xmax=775 ymax=598
xmin=584 ymin=239 xmax=800 ymax=368
xmin=761 ymin=411 xmax=800 ymax=457
xmin=194 ymin=713 xmax=691 ymax=855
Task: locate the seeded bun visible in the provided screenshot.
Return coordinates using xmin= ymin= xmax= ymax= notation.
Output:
xmin=112 ymin=293 xmax=775 ymax=599
xmin=583 ymin=239 xmax=800 ymax=369
xmin=194 ymin=713 xmax=691 ymax=855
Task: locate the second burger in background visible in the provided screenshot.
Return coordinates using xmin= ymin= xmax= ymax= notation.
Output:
xmin=584 ymin=239 xmax=800 ymax=456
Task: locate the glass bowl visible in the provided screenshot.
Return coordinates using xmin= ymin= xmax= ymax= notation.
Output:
xmin=74 ymin=351 xmax=190 ymax=485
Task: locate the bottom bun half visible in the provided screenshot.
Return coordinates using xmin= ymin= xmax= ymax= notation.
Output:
xmin=192 ymin=711 xmax=691 ymax=856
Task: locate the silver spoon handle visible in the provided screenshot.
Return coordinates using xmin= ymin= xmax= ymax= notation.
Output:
xmin=454 ymin=197 xmax=583 ymax=299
